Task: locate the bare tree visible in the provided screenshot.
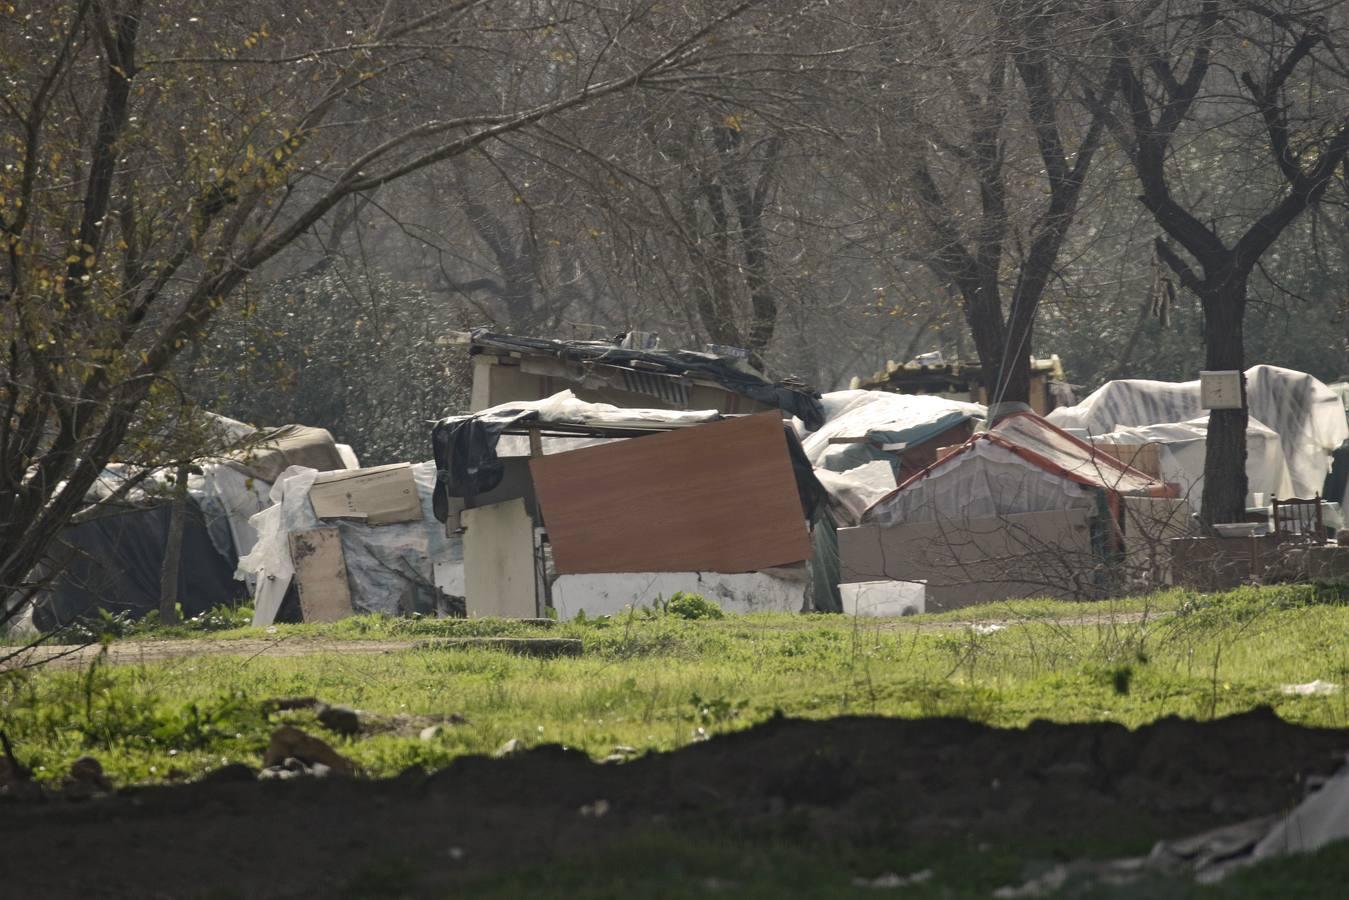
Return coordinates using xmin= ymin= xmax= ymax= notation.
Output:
xmin=1089 ymin=0 xmax=1349 ymax=524
xmin=821 ymin=0 xmax=1118 ymax=403
xmin=0 ymin=0 xmax=762 ymax=625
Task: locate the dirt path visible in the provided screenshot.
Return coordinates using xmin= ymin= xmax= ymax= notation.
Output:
xmin=1 ymin=611 xmax=1164 ymax=671
xmin=1 ymin=635 xmax=584 ymax=671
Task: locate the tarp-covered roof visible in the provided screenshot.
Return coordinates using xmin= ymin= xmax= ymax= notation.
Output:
xmin=801 ymin=390 xmax=985 ymax=473
xmin=863 ymin=411 xmax=1169 ymax=526
xmin=1048 ymin=365 xmax=1348 ymax=498
xmin=989 ymin=412 xmax=1168 ymax=496
xmin=468 ymin=329 xmax=824 ymax=430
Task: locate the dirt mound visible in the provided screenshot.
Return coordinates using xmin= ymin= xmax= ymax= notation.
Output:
xmin=2 ymin=709 xmax=1345 ymax=897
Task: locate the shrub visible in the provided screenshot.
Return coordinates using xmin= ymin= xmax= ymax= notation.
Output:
xmin=665 ymin=592 xmax=723 ymax=621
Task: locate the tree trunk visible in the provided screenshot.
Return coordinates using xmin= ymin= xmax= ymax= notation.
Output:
xmin=995 ymin=351 xmax=1032 ymax=409
xmin=158 ymin=463 xmax=190 ymax=625
xmin=1199 ymin=284 xmax=1249 ymax=526
xmin=962 ymin=283 xmax=1032 ymax=410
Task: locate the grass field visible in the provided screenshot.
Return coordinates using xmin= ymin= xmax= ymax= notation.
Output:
xmin=4 ymin=584 xmax=1349 ymax=787
xmin=6 ymin=584 xmax=1349 ymax=897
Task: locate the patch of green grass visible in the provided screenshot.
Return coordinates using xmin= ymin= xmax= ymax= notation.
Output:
xmin=4 ymin=585 xmax=1349 ymax=788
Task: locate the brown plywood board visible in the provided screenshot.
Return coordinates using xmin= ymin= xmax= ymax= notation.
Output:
xmin=837 ymin=509 xmax=1093 ymax=611
xmin=288 ymin=527 xmax=354 ymax=623
xmin=530 ymin=412 xmax=810 ymax=574
xmin=309 ymin=462 xmax=422 ymax=525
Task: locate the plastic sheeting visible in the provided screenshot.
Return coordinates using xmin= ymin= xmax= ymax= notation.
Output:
xmin=1049 ymin=365 xmax=1348 ymax=498
xmin=864 ymin=440 xmax=1096 ymax=526
xmin=814 ymin=461 xmax=897 ymax=527
xmin=502 ymin=390 xmax=722 ymax=427
xmin=26 ymin=502 xmax=241 ymax=632
xmin=1091 ymin=417 xmax=1294 ymax=508
xmin=801 ymin=390 xmax=985 ymax=472
xmin=239 ymin=461 xmax=456 ymax=625
xmin=190 ymin=463 xmax=275 ymax=562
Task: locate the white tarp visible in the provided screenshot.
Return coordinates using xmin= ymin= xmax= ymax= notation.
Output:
xmin=238 ymin=460 xmax=454 ymax=625
xmin=863 ymin=441 xmax=1096 ymax=527
xmin=1049 ymin=365 xmax=1347 ymax=498
xmin=814 ymin=461 xmax=897 ymax=527
xmin=1091 ymin=417 xmax=1294 ymax=509
xmin=478 ymin=389 xmax=721 ymax=428
xmin=191 ymin=463 xmax=275 ymax=562
xmin=800 ymin=390 xmax=985 ymax=471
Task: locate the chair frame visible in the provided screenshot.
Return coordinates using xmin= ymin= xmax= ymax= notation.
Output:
xmin=1271 ymin=494 xmax=1326 ymax=544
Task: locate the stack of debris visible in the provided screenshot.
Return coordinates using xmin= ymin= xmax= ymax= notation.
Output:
xmin=239 ymin=461 xmax=452 ymax=625
xmin=850 ymin=351 xmax=1074 ymax=416
xmin=13 ymin=417 xmax=356 ymax=634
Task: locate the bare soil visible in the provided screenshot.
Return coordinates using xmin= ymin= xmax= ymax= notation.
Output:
xmin=0 ymin=708 xmax=1344 ymax=898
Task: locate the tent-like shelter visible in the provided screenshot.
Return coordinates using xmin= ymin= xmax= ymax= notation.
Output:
xmin=1087 ymin=417 xmax=1294 ymax=510
xmin=839 ymin=410 xmax=1179 ymax=609
xmin=864 ymin=409 xmax=1174 ymax=528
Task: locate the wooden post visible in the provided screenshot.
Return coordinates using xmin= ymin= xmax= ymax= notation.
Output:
xmin=158 ymin=463 xmax=190 ymax=625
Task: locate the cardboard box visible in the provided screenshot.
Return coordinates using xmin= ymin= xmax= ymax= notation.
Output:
xmin=309 ymin=463 xmax=422 ymax=525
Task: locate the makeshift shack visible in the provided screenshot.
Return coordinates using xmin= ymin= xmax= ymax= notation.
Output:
xmin=794 ymin=390 xmax=986 ymax=612
xmin=851 ymin=352 xmax=1073 ymax=415
xmin=1048 ymin=365 xmax=1348 ymax=501
xmin=839 ymin=408 xmax=1178 ymax=609
xmin=21 ymin=497 xmax=243 ymax=633
xmin=11 ymin=420 xmax=354 ymax=635
xmin=453 ymin=328 xmax=824 ymax=429
xmin=800 ymin=390 xmax=985 ymax=481
xmin=431 ymin=392 xmax=823 ymax=621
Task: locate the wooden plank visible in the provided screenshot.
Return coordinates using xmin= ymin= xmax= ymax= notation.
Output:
xmin=1093 ymin=442 xmax=1162 ymax=479
xmin=463 ymin=498 xmax=538 ymax=618
xmin=530 ymin=411 xmax=810 ymax=574
xmin=287 ymin=527 xmax=354 ymax=623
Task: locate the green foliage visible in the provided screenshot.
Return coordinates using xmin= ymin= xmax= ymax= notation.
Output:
xmin=189 ymin=265 xmax=472 ymax=465
xmin=56 ymin=603 xmax=257 ymax=645
xmin=665 ymin=592 xmax=724 ymax=620
xmin=689 ymin=692 xmax=749 ymax=726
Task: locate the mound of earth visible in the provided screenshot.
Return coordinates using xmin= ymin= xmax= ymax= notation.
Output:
xmin=2 ymin=708 xmax=1345 ymax=897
